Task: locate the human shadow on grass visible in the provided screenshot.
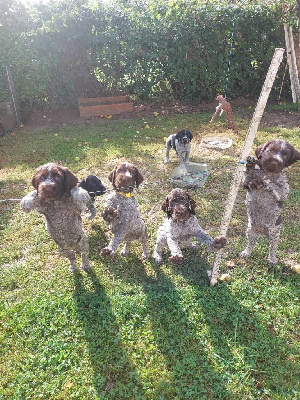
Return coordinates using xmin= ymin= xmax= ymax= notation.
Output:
xmin=72 ymin=269 xmax=145 ymax=398
xmin=105 ymin=253 xmax=235 ymax=399
xmin=172 ymin=254 xmax=299 ymax=399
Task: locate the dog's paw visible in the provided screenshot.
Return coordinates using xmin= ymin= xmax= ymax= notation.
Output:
xmin=267 ymin=256 xmax=277 ymax=265
xmin=168 ymin=254 xmax=183 ymax=264
xmin=142 ymin=252 xmax=151 ymax=260
xmin=248 ymin=178 xmax=264 ymax=190
xmin=240 ymin=250 xmax=251 ymax=258
xmin=246 ymin=156 xmax=257 ymax=171
xmin=153 ymin=252 xmax=162 ymax=264
xmin=120 ymin=246 xmax=129 ymax=257
xmin=100 ymin=247 xmax=114 ymax=257
xmin=68 ymin=264 xmax=78 ymax=272
xmin=80 ymin=262 xmax=91 ymax=271
xmin=101 ymin=206 xmax=118 ymax=222
xmin=213 ymin=236 xmax=227 ymax=250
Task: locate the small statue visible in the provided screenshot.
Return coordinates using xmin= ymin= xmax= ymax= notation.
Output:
xmin=210 ymin=94 xmax=238 ymax=133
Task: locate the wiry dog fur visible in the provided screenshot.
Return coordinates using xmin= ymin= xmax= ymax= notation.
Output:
xmin=78 ymin=175 xmax=106 ymax=219
xmin=100 ymin=162 xmax=150 ymax=259
xmin=165 ymin=129 xmax=193 ymax=164
xmin=153 ymin=188 xmax=227 ymax=264
xmin=20 ymin=163 xmax=90 ymax=271
xmin=240 ymin=139 xmax=300 ymax=264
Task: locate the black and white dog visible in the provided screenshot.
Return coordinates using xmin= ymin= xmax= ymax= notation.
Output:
xmin=165 ymin=129 xmax=193 ymax=164
xmin=78 ymin=175 xmax=106 ymax=219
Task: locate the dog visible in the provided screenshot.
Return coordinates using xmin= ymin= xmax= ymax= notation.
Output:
xmin=165 ymin=129 xmax=193 ymax=164
xmin=20 ymin=163 xmax=91 ymax=272
xmin=78 ymin=175 xmax=106 ymax=219
xmin=153 ymin=188 xmax=227 ymax=264
xmin=240 ymin=139 xmax=300 ymax=264
xmin=100 ymin=162 xmax=150 ymax=259
xmin=210 ymin=94 xmax=238 ymax=133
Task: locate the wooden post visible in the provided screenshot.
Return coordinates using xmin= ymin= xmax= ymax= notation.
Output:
xmin=6 ymin=66 xmax=21 ymax=128
xmin=209 ymin=48 xmax=285 ymax=286
xmin=284 ymin=24 xmax=300 ymax=102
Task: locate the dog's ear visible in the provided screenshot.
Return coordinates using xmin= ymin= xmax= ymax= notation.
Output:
xmin=187 ymin=130 xmax=193 ymax=141
xmin=108 ymin=167 xmax=117 ymax=187
xmin=175 ymin=130 xmax=183 ymax=139
xmin=187 ymin=195 xmax=196 ymax=215
xmin=255 ymin=141 xmax=272 ymax=159
xmin=162 ymin=195 xmax=171 ymax=217
xmin=31 ymin=165 xmax=43 ymax=189
xmin=133 ymin=166 xmax=144 ymax=187
xmin=59 ymin=166 xmax=78 ymax=193
xmin=78 ymin=178 xmax=87 ymax=190
xmin=285 ymin=143 xmax=300 ymax=167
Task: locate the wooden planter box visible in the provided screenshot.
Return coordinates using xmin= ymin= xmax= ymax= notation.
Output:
xmin=78 ymin=96 xmax=134 ymax=118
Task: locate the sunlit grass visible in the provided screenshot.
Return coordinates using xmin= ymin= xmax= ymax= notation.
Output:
xmin=0 ymin=110 xmax=299 ymax=399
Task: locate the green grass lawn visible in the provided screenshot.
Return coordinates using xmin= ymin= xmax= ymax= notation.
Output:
xmin=0 ymin=110 xmax=299 ymax=399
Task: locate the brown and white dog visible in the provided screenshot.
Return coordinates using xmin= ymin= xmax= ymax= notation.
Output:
xmin=100 ymin=162 xmax=150 ymax=259
xmin=153 ymin=188 xmax=227 ymax=264
xmin=20 ymin=163 xmax=90 ymax=271
xmin=240 ymin=139 xmax=300 ymax=264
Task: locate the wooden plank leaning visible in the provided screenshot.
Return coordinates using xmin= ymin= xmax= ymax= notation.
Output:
xmin=208 ymin=48 xmax=285 ymax=286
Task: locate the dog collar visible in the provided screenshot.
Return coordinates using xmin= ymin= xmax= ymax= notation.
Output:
xmin=117 ymin=191 xmax=133 ymax=198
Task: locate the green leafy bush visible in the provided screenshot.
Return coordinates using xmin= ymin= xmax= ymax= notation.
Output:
xmin=0 ymin=0 xmax=297 ymax=111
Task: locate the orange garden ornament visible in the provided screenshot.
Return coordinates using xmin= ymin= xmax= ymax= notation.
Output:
xmin=210 ymin=94 xmax=238 ymax=133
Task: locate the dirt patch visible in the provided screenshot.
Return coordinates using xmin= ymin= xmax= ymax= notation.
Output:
xmin=15 ymin=98 xmax=300 ymax=131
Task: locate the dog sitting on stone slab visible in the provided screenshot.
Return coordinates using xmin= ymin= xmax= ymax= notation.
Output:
xmin=165 ymin=129 xmax=193 ymax=164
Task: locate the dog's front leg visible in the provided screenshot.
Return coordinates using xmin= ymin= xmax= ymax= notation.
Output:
xmin=165 ymin=145 xmax=171 ymax=163
xmin=195 ymin=229 xmax=214 ymax=247
xmin=167 ymin=237 xmax=183 ymax=264
xmin=140 ymin=226 xmax=151 ymax=259
xmin=177 ymin=149 xmax=185 ymax=164
xmin=100 ymin=221 xmax=128 ymax=257
xmin=20 ymin=190 xmax=39 ymax=212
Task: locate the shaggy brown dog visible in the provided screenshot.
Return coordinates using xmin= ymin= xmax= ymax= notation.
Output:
xmin=21 ymin=163 xmax=90 ymax=271
xmin=153 ymin=188 xmax=227 ymax=264
xmin=100 ymin=162 xmax=150 ymax=259
xmin=241 ymin=140 xmax=300 ymax=264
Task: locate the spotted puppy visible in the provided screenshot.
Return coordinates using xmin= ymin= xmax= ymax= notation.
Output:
xmin=100 ymin=162 xmax=150 ymax=259
xmin=165 ymin=129 xmax=193 ymax=164
xmin=240 ymin=139 xmax=300 ymax=264
xmin=20 ymin=163 xmax=90 ymax=272
xmin=153 ymin=188 xmax=227 ymax=264
xmin=78 ymin=175 xmax=106 ymax=219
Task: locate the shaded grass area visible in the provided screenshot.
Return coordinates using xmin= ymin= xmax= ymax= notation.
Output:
xmin=0 ymin=110 xmax=299 ymax=399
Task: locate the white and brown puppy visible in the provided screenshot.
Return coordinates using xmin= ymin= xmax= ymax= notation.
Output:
xmin=153 ymin=188 xmax=226 ymax=264
xmin=100 ymin=162 xmax=150 ymax=259
xmin=165 ymin=129 xmax=193 ymax=164
xmin=241 ymin=139 xmax=300 ymax=264
xmin=20 ymin=163 xmax=90 ymax=271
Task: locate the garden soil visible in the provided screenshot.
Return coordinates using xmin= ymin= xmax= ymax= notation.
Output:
xmin=19 ymin=98 xmax=300 ymax=131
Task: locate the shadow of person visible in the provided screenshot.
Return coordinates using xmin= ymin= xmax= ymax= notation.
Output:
xmin=72 ymin=269 xmax=144 ymax=397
